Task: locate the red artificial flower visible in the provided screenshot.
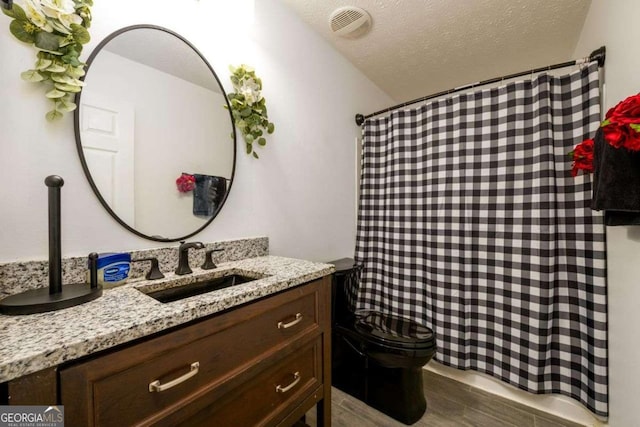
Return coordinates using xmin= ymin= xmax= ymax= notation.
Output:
xmin=601 ymin=93 xmax=640 ymax=151
xmin=602 ymin=123 xmax=627 ymax=148
xmin=570 ymin=94 xmax=640 ymax=177
xmin=605 ymin=93 xmax=640 ymax=125
xmin=176 ymin=173 xmax=195 ymax=193
xmin=570 ymin=138 xmax=594 ymax=177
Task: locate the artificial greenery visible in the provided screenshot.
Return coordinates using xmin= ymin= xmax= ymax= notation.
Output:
xmin=2 ymin=0 xmax=93 ymax=121
xmin=226 ymin=64 xmax=275 ymax=159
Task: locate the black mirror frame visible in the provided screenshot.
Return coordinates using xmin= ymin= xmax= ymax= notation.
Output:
xmin=74 ymin=24 xmax=237 ymax=242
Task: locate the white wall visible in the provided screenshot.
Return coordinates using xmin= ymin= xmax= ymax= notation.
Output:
xmin=572 ymin=1 xmax=640 ymax=425
xmin=0 ymin=0 xmax=393 ymax=263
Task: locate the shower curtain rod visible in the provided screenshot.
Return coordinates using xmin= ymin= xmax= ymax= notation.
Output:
xmin=355 ymin=46 xmax=606 ymax=126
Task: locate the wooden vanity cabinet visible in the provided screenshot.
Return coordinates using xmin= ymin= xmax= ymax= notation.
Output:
xmin=55 ymin=276 xmax=332 ymax=427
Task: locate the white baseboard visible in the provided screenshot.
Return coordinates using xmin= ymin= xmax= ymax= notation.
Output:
xmin=424 ymin=361 xmax=607 ymax=427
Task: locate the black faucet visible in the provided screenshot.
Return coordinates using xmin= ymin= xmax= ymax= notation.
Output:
xmin=132 ymin=257 xmax=165 ymax=280
xmin=201 ymin=248 xmax=224 ymax=270
xmin=175 ymin=241 xmax=204 ymax=275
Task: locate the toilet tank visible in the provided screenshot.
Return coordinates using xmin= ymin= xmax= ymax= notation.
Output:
xmin=327 ymin=258 xmax=361 ymax=326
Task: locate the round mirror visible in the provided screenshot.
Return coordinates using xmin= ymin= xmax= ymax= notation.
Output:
xmin=74 ymin=25 xmax=236 ymax=242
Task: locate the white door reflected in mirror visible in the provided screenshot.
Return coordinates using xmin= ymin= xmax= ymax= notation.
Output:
xmin=80 ymin=94 xmax=135 ymax=227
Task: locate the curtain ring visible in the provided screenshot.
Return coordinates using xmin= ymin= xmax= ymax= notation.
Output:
xmin=578 ymin=57 xmax=588 ymax=70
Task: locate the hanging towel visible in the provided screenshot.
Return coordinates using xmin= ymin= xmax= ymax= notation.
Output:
xmin=592 ymin=127 xmax=640 ymax=225
xmin=193 ymin=174 xmax=227 ymax=217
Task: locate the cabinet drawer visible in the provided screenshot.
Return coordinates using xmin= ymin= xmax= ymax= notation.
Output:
xmin=60 ymin=279 xmax=325 ymax=427
xmin=175 ymin=338 xmax=322 ymax=427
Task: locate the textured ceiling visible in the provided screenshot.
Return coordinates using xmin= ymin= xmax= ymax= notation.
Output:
xmin=280 ymin=0 xmax=591 ymax=103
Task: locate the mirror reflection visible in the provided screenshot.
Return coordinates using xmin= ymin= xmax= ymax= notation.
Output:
xmin=75 ymin=25 xmax=235 ymax=241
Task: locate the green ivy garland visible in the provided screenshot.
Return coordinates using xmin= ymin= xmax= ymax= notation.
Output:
xmin=226 ymin=64 xmax=275 ymax=159
xmin=2 ymin=0 xmax=93 ymax=121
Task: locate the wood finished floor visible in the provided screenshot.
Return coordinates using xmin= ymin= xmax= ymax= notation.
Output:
xmin=306 ymin=370 xmax=585 ymax=427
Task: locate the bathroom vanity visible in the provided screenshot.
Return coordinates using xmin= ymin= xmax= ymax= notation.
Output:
xmin=0 ymin=254 xmax=333 ymax=427
xmin=0 ymin=15 xmax=332 ymax=425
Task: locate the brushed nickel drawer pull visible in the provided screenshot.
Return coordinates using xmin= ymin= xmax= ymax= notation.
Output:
xmin=277 ymin=313 xmax=302 ymax=329
xmin=148 ymin=362 xmax=200 ymax=392
xmin=275 ymin=371 xmax=300 ymax=393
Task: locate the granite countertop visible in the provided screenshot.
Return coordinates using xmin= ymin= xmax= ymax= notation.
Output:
xmin=0 ymin=256 xmax=334 ymax=383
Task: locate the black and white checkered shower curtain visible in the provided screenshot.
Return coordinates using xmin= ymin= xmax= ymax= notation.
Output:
xmin=355 ymin=63 xmax=608 ymax=416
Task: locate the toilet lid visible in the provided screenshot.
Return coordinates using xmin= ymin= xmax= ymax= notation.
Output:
xmin=354 ymin=312 xmax=435 ymax=350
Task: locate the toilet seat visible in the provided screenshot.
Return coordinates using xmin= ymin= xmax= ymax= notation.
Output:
xmin=348 ymin=311 xmax=436 ymax=369
xmin=354 ymin=311 xmax=436 ymax=351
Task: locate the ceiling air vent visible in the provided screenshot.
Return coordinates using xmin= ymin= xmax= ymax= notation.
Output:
xmin=329 ymin=6 xmax=372 ymax=39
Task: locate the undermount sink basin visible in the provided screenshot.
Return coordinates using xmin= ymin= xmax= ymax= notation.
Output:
xmin=143 ymin=274 xmax=262 ymax=303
